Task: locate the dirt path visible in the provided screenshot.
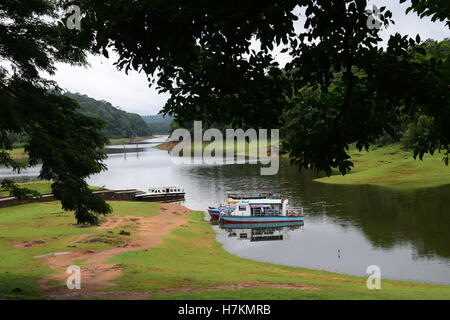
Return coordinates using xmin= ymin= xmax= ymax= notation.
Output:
xmin=37 ymin=203 xmax=190 ymax=299
xmin=36 ymin=203 xmax=319 ymax=300
xmin=42 ymin=282 xmax=319 ymax=300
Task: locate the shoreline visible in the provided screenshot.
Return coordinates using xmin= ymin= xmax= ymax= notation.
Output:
xmin=0 ymin=200 xmax=448 ymax=299
xmin=156 ymin=141 xmax=450 ymax=190
xmin=313 ymin=143 xmax=450 ymax=190
xmin=5 ymin=136 xmax=156 ymax=161
xmin=107 ymin=135 xmax=154 ymax=146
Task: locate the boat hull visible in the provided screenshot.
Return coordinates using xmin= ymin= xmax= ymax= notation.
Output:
xmin=220 ymin=221 xmax=304 ymax=229
xmin=208 ymin=209 xmax=221 ymax=219
xmin=135 ymin=193 xmax=185 ymax=202
xmin=220 ymin=215 xmax=303 ymax=224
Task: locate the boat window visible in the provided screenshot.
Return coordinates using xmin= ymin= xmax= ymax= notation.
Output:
xmin=239 ymin=206 xmax=246 ymax=211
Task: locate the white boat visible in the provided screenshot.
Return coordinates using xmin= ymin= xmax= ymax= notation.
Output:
xmin=219 ymin=198 xmax=304 ymax=224
xmin=209 ymin=190 xmax=281 ymax=219
xmin=135 ymin=186 xmax=185 ymax=202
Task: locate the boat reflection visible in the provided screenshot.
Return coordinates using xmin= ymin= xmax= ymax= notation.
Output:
xmin=218 ymin=222 xmax=304 ymax=242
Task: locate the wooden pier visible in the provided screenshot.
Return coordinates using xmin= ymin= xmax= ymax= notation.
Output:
xmin=0 ymin=189 xmax=141 ymax=209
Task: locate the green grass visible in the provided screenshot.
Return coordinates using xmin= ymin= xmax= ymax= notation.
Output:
xmin=108 ymin=210 xmax=450 ymax=300
xmin=0 ymin=201 xmax=159 ymax=298
xmin=108 ymin=136 xmax=153 ymax=146
xmin=315 ymin=143 xmax=450 ymax=190
xmin=3 ymin=136 xmax=153 ymax=160
xmin=156 ymin=139 xmax=278 ymax=158
xmin=7 ymin=147 xmax=27 ymax=160
xmin=1 ymin=201 xmax=449 ymax=299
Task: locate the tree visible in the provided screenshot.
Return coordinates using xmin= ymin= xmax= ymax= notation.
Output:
xmin=0 ymin=0 xmax=111 ymax=224
xmin=73 ymin=0 xmax=449 ymax=175
xmin=401 ymin=0 xmax=450 ymax=27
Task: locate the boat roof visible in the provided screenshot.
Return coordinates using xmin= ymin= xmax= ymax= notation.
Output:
xmin=226 ymin=190 xmax=281 ymax=199
xmin=240 ymin=199 xmax=282 ymax=205
xmin=150 ymin=186 xmax=183 ymax=189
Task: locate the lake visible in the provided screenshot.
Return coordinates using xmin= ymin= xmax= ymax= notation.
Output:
xmin=1 ymin=136 xmax=449 ymax=284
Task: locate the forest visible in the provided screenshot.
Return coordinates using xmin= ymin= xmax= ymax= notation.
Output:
xmin=64 ymin=92 xmax=152 ymax=139
xmin=141 ymin=114 xmax=172 ymax=134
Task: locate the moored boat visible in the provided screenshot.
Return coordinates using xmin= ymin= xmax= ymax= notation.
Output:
xmin=135 ymin=186 xmax=185 ymax=202
xmin=208 ymin=190 xmax=281 ymax=220
xmin=219 ymin=198 xmax=303 ymax=224
xmin=208 ymin=203 xmax=235 ymax=219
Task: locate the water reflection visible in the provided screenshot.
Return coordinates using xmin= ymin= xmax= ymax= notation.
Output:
xmin=219 ymin=222 xmax=304 ymax=242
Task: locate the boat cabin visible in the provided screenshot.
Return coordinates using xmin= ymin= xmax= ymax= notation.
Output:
xmin=149 ymin=186 xmax=184 ymax=194
xmin=227 ymin=199 xmax=289 ymax=217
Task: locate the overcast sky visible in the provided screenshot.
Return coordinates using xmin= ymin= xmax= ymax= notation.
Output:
xmin=51 ymin=0 xmax=449 ymax=116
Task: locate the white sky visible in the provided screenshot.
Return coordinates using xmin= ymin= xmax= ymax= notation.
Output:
xmin=50 ymin=1 xmax=449 ymax=116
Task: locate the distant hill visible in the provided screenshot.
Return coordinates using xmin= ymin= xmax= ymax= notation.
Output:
xmin=141 ymin=114 xmax=173 ymax=134
xmin=65 ymin=92 xmax=152 ymax=139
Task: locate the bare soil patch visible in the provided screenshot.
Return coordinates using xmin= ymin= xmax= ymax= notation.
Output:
xmin=12 ymin=239 xmax=46 ymax=249
xmin=37 ymin=203 xmax=190 ymax=299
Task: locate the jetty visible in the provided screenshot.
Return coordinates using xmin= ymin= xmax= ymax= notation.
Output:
xmin=0 ymin=189 xmax=140 ymax=209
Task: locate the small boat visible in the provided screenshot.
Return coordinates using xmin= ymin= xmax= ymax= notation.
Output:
xmin=208 ymin=203 xmax=236 ymax=219
xmin=220 ymin=221 xmax=304 ymax=230
xmin=219 ymin=199 xmax=303 ymax=224
xmin=208 ymin=190 xmax=281 ymax=220
xmin=135 ymin=186 xmax=185 ymax=202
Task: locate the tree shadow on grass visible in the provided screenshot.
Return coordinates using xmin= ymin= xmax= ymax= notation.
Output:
xmin=0 ymin=273 xmax=44 ymax=299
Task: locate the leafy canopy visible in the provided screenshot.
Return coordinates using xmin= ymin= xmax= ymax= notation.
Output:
xmin=74 ymin=0 xmax=449 ymax=175
xmin=0 ymin=0 xmax=111 ymax=224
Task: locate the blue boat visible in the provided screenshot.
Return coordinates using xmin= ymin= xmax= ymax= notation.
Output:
xmin=208 ymin=203 xmax=236 ymax=219
xmin=220 ymin=215 xmax=303 ymax=224
xmin=220 ymin=221 xmax=304 ymax=229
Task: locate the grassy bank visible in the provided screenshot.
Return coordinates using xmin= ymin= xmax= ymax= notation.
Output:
xmin=155 ymin=139 xmax=278 ymax=158
xmin=8 ymin=147 xmax=28 ymax=160
xmin=315 ymin=143 xmax=450 ymax=190
xmin=158 ymin=140 xmax=449 ymax=190
xmin=108 ymin=136 xmax=153 ymax=146
xmin=0 ymin=201 xmax=449 ymax=299
xmin=4 ymin=136 xmax=153 ymax=160
xmin=0 ymin=201 xmax=160 ymax=298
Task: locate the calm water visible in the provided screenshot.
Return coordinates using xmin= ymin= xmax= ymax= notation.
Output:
xmin=1 ymin=136 xmax=449 ymax=284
